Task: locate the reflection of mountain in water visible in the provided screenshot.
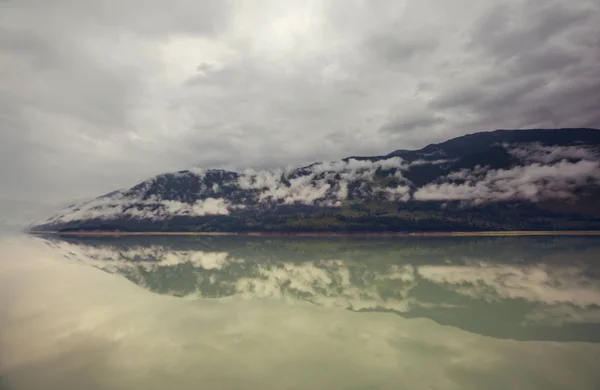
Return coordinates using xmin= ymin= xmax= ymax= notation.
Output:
xmin=40 ymin=235 xmax=600 ymax=342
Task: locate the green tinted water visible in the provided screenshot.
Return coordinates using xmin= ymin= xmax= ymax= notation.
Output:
xmin=1 ymin=235 xmax=599 ymax=389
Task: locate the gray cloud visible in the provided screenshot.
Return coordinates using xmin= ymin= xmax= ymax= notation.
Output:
xmin=514 ymin=46 xmax=582 ymax=76
xmin=380 ymin=112 xmax=445 ymax=134
xmin=422 ymin=0 xmax=600 ymax=135
xmin=366 ymin=35 xmax=439 ymax=64
xmin=470 ymin=0 xmax=593 ymax=62
xmin=0 ymin=0 xmax=599 ymax=226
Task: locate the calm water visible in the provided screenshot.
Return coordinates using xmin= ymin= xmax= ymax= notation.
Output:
xmin=1 ymin=234 xmax=600 ymax=389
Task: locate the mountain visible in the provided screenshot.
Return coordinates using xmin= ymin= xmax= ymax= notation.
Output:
xmin=30 ymin=128 xmax=600 ymax=233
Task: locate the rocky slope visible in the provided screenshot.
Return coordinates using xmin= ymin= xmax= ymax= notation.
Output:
xmin=31 ymin=128 xmax=600 ymax=232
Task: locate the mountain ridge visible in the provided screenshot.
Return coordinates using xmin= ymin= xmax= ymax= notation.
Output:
xmin=31 ymin=128 xmax=600 ymax=233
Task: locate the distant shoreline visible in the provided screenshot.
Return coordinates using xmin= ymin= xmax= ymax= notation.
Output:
xmin=27 ymin=230 xmax=600 ymax=237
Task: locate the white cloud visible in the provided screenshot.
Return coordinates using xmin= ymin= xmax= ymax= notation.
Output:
xmin=507 ymin=143 xmax=598 ymax=163
xmin=45 ymin=194 xmax=232 ymax=224
xmin=381 ymin=186 xmax=411 ymax=202
xmin=235 ymin=157 xmax=411 ymax=207
xmin=42 ymin=157 xmax=411 ymax=223
xmin=415 ymin=159 xmax=600 ymax=203
xmin=38 ymin=145 xmax=600 ymax=224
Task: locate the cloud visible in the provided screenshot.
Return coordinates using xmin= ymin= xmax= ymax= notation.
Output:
xmin=40 ymin=157 xmax=416 ymax=224
xmin=380 ymin=111 xmax=445 ymax=134
xmin=469 ymin=0 xmax=593 ymax=62
xmin=45 ymin=195 xmax=233 ymax=224
xmin=1 ymin=0 xmax=599 ymax=223
xmin=237 ymin=157 xmax=411 ymax=206
xmin=506 ymin=143 xmax=598 ymax=163
xmin=38 ymin=140 xmax=600 ymax=224
xmin=422 ymin=0 xmax=600 ymax=133
xmin=366 ymin=35 xmax=439 ymax=64
xmin=415 ymin=159 xmax=600 ymax=203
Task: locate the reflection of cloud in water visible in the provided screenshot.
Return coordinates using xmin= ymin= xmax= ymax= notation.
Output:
xmin=234 ymin=261 xmax=417 ymax=313
xmin=419 ymin=264 xmax=600 ymax=307
xmin=2 ymin=236 xmax=600 ymax=390
xmin=35 ymin=236 xmax=600 ymax=341
xmin=51 ymin=239 xmax=600 ymax=305
xmin=59 ymin=243 xmax=242 ymax=272
xmin=50 ymin=240 xmax=422 ymax=312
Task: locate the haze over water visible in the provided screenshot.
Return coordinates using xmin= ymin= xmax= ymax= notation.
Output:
xmin=1 ymin=234 xmax=600 ymax=390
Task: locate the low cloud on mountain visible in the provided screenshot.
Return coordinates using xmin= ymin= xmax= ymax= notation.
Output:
xmin=39 ymin=140 xmax=600 ymax=225
xmin=506 ymin=143 xmax=599 ymax=163
xmin=415 ymin=159 xmax=600 ymax=203
xmin=2 ymin=0 xmax=599 ymax=215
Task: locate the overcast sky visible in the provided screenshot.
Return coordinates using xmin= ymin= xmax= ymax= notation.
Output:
xmin=1 ymin=0 xmax=599 ymax=213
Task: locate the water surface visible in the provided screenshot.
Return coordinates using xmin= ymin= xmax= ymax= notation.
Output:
xmin=1 ymin=234 xmax=600 ymax=389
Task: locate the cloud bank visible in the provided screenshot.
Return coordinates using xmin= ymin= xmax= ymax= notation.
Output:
xmin=38 ymin=142 xmax=600 ymax=224
xmin=1 ymin=0 xmax=599 ymax=221
xmin=415 ymin=159 xmax=600 ymax=203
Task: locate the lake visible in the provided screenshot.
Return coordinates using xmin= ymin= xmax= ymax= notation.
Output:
xmin=1 ymin=234 xmax=600 ymax=389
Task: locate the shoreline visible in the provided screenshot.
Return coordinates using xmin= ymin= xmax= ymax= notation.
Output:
xmin=27 ymin=230 xmax=600 ymax=237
